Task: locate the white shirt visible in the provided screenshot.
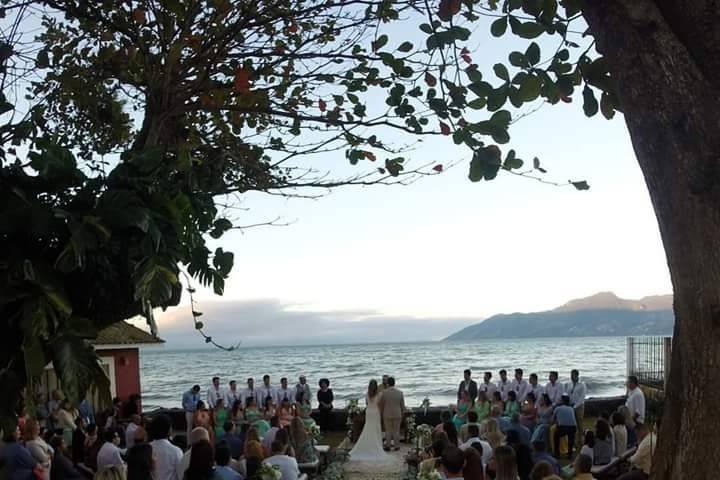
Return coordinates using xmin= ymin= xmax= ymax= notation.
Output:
xmin=544 ymin=381 xmax=563 ymax=405
xmin=176 ymin=450 xmax=191 ymax=480
xmin=625 ymin=387 xmax=646 ymax=424
xmin=262 ymin=427 xmax=280 ymax=451
xmin=224 ymin=388 xmax=242 ymax=408
xmin=459 ymin=437 xmax=492 ymax=466
xmin=264 ymin=455 xmax=300 ymax=480
xmin=564 ymin=381 xmax=587 ymax=407
xmin=257 ymin=385 xmax=276 ymax=407
xmin=510 ymin=379 xmax=531 ymax=402
xmin=496 ymin=379 xmax=511 ymax=401
xmin=97 ymin=442 xmax=124 ymax=470
xmin=208 ymin=385 xmax=224 ymax=408
xmin=529 ymin=383 xmax=544 ymax=401
xmin=276 ymin=387 xmax=294 ymax=405
xmin=150 ymin=439 xmax=183 ymax=480
xmin=478 ymin=381 xmax=497 ymax=397
xmin=125 ymin=422 xmax=138 ymax=449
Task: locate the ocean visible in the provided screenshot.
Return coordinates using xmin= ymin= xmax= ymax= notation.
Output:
xmin=139 ymin=337 xmax=627 ymax=411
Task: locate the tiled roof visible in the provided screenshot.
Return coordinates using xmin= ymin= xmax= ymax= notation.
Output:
xmin=93 ymin=321 xmax=164 ymax=346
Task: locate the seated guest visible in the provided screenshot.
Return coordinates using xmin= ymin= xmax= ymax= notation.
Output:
xmin=506 ymin=430 xmax=533 ymax=480
xmin=506 ymin=413 xmax=531 ymax=447
xmin=453 ymin=390 xmax=472 ymax=431
xmin=618 ymin=406 xmax=637 ymax=447
xmin=443 ymin=421 xmax=459 ymax=447
xmin=488 ymin=445 xmax=518 ymax=480
xmin=49 ymin=436 xmax=83 ymax=480
xmin=237 ymin=441 xmax=264 ymax=478
xmin=214 ymin=444 xmax=241 ymax=480
xmin=460 ymin=411 xmax=482 ymax=443
xmin=24 ymin=419 xmax=52 ymax=480
xmin=96 ymin=430 xmax=124 ymax=470
xmin=193 ymin=402 xmax=214 ymax=445
xmin=435 ymin=411 xmax=453 ymax=434
xmin=94 ymin=465 xmax=126 ymax=480
xmin=504 ymin=391 xmax=520 ymax=418
xmin=278 ymin=399 xmax=294 ymax=428
xmin=220 ymin=422 xmax=243 ymax=460
xmin=72 ymin=417 xmax=87 ymax=465
xmin=296 ymin=398 xmax=315 ymax=430
xmin=245 ymin=398 xmax=269 ymax=438
xmin=573 ymin=454 xmax=595 ymax=480
xmin=264 ymin=440 xmax=300 ymax=480
xmin=474 ymin=391 xmax=491 ymax=422
xmin=580 ymin=430 xmax=595 ymax=462
xmin=530 ymin=394 xmax=553 ymax=447
xmin=149 ymin=414 xmax=182 ymax=480
xmin=530 ymin=441 xmax=560 ymax=475
xmin=530 ymin=461 xmax=553 ymax=480
xmin=84 ymin=424 xmax=101 ymax=471
xmin=243 ymin=428 xmax=262 ymax=456
xmin=290 ymin=417 xmax=317 ymax=464
xmin=177 ymin=427 xmax=210 ymax=480
xmin=480 ymin=418 xmax=504 ymax=450
xmin=593 ymin=420 xmax=613 ymax=465
xmin=0 ymin=425 xmax=39 ymax=480
xmin=274 ymin=429 xmax=295 ymax=458
xmin=611 ymin=411 xmax=628 ymax=456
xmin=184 ymin=440 xmax=215 ymax=480
xmin=617 ymin=423 xmax=656 ymax=480
xmin=491 ymin=390 xmax=505 ymax=412
xmin=263 ymin=398 xmax=277 ymax=422
xmin=485 ymin=405 xmax=510 ymax=433
xmin=419 ymin=438 xmax=448 ymax=475
xmin=519 ymin=392 xmax=538 ymax=430
xmin=439 ymin=446 xmax=465 ymax=480
xmin=230 ymin=400 xmax=244 ymax=426
xmin=460 ymin=424 xmax=491 ymax=457
xmin=127 ymin=443 xmax=154 ymax=480
xmin=125 ymin=415 xmax=142 ymax=449
xmin=463 ymin=447 xmax=485 ymax=480
xmin=552 ymin=394 xmax=577 ymax=459
xmin=262 ymin=417 xmax=281 ymax=453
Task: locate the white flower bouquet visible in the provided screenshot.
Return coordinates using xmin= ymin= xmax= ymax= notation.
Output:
xmin=257 ymin=464 xmax=282 ymax=480
xmin=309 ymin=423 xmax=322 ymax=441
xmin=417 ymin=470 xmax=443 ymax=480
xmin=346 ymin=398 xmax=364 ymax=417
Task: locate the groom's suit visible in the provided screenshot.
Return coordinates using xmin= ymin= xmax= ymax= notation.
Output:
xmin=380 ymin=386 xmax=405 ymax=449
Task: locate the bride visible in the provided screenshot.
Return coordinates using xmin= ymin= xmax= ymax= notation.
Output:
xmin=349 ymin=379 xmax=391 ymax=462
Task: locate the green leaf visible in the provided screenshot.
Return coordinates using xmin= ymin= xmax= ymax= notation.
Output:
xmin=493 ymin=63 xmax=510 ymax=81
xmin=571 ymin=180 xmax=590 ymax=190
xmin=525 ymin=42 xmax=540 ymax=65
xmin=600 ymin=92 xmax=616 ymax=119
xmin=503 ymin=149 xmax=524 ymax=169
xmin=491 ymin=17 xmax=508 ymax=37
xmin=515 ymin=21 xmax=545 ymax=39
xmin=486 ymin=87 xmax=508 ymax=111
xmin=213 ymin=247 xmax=234 ymax=276
xmin=372 ymin=34 xmax=388 ymax=51
xmin=582 ymin=85 xmax=599 ymax=117
xmin=469 ymin=146 xmax=502 ymax=182
xmin=467 ymin=98 xmax=487 ymax=109
xmin=519 ymin=75 xmax=542 ymax=101
xmin=50 ymin=334 xmax=111 ymax=407
xmin=419 ymin=23 xmax=433 ymax=34
xmin=209 ymin=218 xmax=233 ymax=239
xmin=509 ymin=51 xmax=527 ymax=68
xmin=36 ymin=49 xmax=49 ymax=68
xmin=397 ymin=41 xmax=413 ymax=52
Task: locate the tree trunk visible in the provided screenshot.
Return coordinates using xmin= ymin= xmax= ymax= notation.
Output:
xmin=583 ymin=1 xmax=720 ymax=478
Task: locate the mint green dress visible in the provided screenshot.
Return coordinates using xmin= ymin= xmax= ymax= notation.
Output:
xmin=504 ymin=400 xmax=520 ymax=417
xmin=453 ymin=402 xmax=470 ymax=430
xmin=474 ymin=401 xmax=491 ymax=422
xmin=245 ymin=409 xmax=270 ymax=437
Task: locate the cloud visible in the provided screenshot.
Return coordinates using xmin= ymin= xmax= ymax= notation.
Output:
xmin=150 ymin=299 xmax=480 ymax=348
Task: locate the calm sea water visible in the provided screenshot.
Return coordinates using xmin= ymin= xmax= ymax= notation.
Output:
xmin=139 ymin=337 xmax=627 ymax=411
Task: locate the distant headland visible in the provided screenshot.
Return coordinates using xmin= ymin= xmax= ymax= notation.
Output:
xmin=445 ymin=291 xmax=674 ymax=340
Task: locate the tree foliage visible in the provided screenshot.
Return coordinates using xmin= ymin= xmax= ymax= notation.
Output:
xmin=0 ymin=0 xmax=612 ymax=429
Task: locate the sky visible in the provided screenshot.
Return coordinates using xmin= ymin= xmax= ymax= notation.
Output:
xmin=9 ymin=7 xmax=672 ymax=347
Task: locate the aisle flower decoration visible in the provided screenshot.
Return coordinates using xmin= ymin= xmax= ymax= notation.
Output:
xmin=346 ymin=398 xmax=364 ymax=417
xmin=416 ymin=424 xmax=433 ymax=450
xmin=256 ymin=463 xmax=281 ymax=480
xmin=405 ymin=408 xmax=417 ymax=443
xmin=417 ymin=471 xmax=443 ymax=480
xmin=309 ymin=424 xmax=322 ymax=441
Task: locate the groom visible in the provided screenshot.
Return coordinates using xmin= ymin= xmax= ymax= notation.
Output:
xmin=380 ymin=376 xmax=405 ymax=451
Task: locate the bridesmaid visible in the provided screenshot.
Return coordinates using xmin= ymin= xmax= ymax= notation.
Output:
xmin=297 ymin=398 xmax=316 ymax=429
xmin=504 ymin=391 xmax=520 ymax=417
xmin=263 ymin=397 xmax=277 ymax=421
xmin=520 ymin=392 xmax=538 ymax=430
xmin=452 ymin=390 xmax=471 ymax=431
xmin=230 ymin=399 xmax=244 ymax=426
xmin=278 ymin=399 xmax=294 ymax=428
xmin=491 ymin=390 xmax=505 ymax=413
xmin=474 ymin=391 xmax=491 ymax=422
xmin=213 ymin=399 xmax=228 ymax=438
xmin=245 ymin=397 xmax=269 ymax=438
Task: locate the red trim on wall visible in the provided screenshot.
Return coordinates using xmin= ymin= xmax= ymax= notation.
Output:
xmin=96 ymin=348 xmax=141 ymax=411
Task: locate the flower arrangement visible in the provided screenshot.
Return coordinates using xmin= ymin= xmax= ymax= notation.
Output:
xmin=417 ymin=471 xmax=443 ymax=480
xmin=309 ymin=423 xmax=322 ymax=441
xmin=416 ymin=424 xmax=433 ymax=449
xmin=405 ymin=410 xmax=417 ymax=443
xmin=256 ymin=463 xmax=281 ymax=480
xmin=320 ymin=461 xmax=346 ymax=480
xmin=346 ymin=398 xmax=364 ymax=417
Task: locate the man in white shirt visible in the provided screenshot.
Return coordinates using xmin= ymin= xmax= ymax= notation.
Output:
xmin=224 ymin=380 xmax=242 ymax=409
xmin=528 ymin=373 xmax=544 ymax=401
xmin=257 ymin=374 xmax=276 ymax=409
xmin=479 ymin=371 xmax=497 ymax=397
xmin=565 ymin=369 xmax=587 ymax=447
xmin=125 ymin=415 xmax=141 ymax=449
xmin=496 ymin=369 xmax=511 ymax=401
xmin=241 ymin=378 xmax=256 ymax=407
xmin=440 ymin=447 xmax=465 ymax=480
xmin=276 ymin=378 xmax=294 ymax=405
xmin=150 ymin=414 xmax=183 ymax=480
xmin=207 ymin=376 xmax=223 ymax=410
xmin=97 ymin=430 xmax=124 ymax=470
xmin=510 ymin=368 xmax=531 ymax=402
xmin=545 ymin=371 xmax=563 ymax=406
xmin=459 ymin=424 xmax=492 ymax=467
xmin=262 ymin=417 xmax=281 ymax=452
xmin=295 ymin=376 xmax=312 ymax=406
xmin=621 ymin=423 xmax=656 ymax=479
xmin=264 ymin=440 xmax=300 ymax=480
xmin=625 ymin=375 xmax=646 ymax=424
xmin=177 ymin=427 xmax=209 ymax=480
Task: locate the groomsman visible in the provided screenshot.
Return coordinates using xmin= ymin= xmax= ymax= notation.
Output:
xmin=545 ymin=371 xmax=563 ymax=406
xmin=497 ymin=369 xmax=512 ymax=401
xmin=565 ymin=369 xmax=587 ymax=447
xmin=510 ymin=368 xmax=531 ymax=402
xmin=295 ymin=376 xmax=312 ymax=406
xmin=257 ymin=374 xmax=275 ymax=408
xmin=242 ymin=378 xmax=256 ymax=406
xmin=457 ymin=369 xmax=478 ymax=403
xmin=479 ymin=371 xmax=497 ymax=397
xmin=224 ymin=380 xmax=242 ymax=408
xmin=528 ymin=373 xmax=544 ymax=400
xmin=276 ymin=377 xmax=294 ymax=404
xmin=207 ymin=376 xmax=223 ymax=410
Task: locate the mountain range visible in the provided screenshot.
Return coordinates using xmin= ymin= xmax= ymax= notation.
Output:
xmin=444 ymin=292 xmax=674 ymax=340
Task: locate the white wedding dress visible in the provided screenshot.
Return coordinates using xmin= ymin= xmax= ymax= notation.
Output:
xmin=349 ymin=393 xmax=392 ymax=462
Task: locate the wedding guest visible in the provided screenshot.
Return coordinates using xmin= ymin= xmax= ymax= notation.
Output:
xmin=49 ymin=436 xmax=83 ymax=480
xmin=564 ymin=369 xmax=586 ymax=447
xmin=273 ymin=429 xmax=296 ymax=458
xmin=124 ymin=395 xmax=141 ymax=419
xmin=242 ymin=379 xmax=256 ymax=408
xmin=611 ymin=411 xmax=628 ymax=455
xmin=290 ymin=417 xmax=317 ymax=465
xmin=453 ymin=390 xmax=472 ymax=431
xmin=177 ymin=428 xmax=210 ymax=480
xmin=435 ymin=411 xmax=452 ymax=434
xmin=149 ymin=414 xmax=183 ymax=480
xmin=243 ymin=428 xmax=262 ymax=457
xmin=528 ymin=374 xmax=544 ymax=401
xmin=214 ymin=444 xmax=241 ymax=480
xmin=490 ymin=445 xmax=519 ymax=480
xmin=207 ymin=377 xmax=223 ymax=411
xmin=474 ymin=391 xmax=491 ymax=422
xmin=479 ymin=372 xmax=497 ymax=398
xmin=237 ymin=441 xmax=264 ymax=478
xmin=48 ymin=390 xmax=63 ymax=430
xmin=78 ymin=399 xmax=95 ymax=426
xmin=276 ymin=378 xmax=294 ymax=406
xmin=491 ymin=391 xmax=505 ymax=413
xmin=506 ymin=430 xmax=533 ymax=480
xmin=573 ymin=454 xmax=594 ymax=480
xmin=520 ymin=392 xmax=537 ymax=430
xmin=0 ymin=425 xmax=38 ymax=480
xmin=552 ymin=394 xmax=577 ymax=459
xmin=230 ymin=400 xmax=244 ymax=426
xmin=618 ymin=405 xmax=637 ymax=447
xmin=510 ymin=368 xmax=531 ymax=402
xmin=531 ymin=393 xmax=553 ymax=447
xmin=625 ymin=376 xmax=646 ymax=425
xmin=439 ymin=447 xmax=465 ymax=480
xmin=224 ymin=381 xmax=242 ymax=409
xmin=184 ymin=440 xmax=214 ymax=480
xmin=460 ymin=425 xmax=491 ymax=466
xmin=460 ymin=411 xmax=481 ymax=443
xmin=182 ymin=385 xmax=202 ymax=440
xmin=296 ymin=398 xmax=315 ymax=430
xmin=96 ymin=430 xmax=124 ymax=470
xmin=463 ymin=447 xmax=485 ymax=480
xmin=193 ymin=402 xmax=214 ymax=445
xmin=458 ymin=369 xmax=478 ymax=404
xmin=57 ymin=400 xmax=78 ymax=446
xmin=507 ymin=413 xmax=531 ymax=447
xmin=71 ymin=418 xmax=87 ymax=465
xmin=618 ymin=422 xmax=656 ymax=480
xmin=294 ymin=376 xmax=311 ymax=407
xmin=531 ymin=441 xmax=560 ymax=475
xmin=316 ymin=379 xmax=334 ymax=431
xmin=257 ymin=375 xmax=275 ymax=408
xmin=419 ymin=438 xmax=448 ymax=475
xmin=482 ymin=406 xmax=509 ymax=438
xmin=443 ymin=421 xmax=459 ymax=447
xmin=24 ymin=419 xmax=52 ymax=480
xmin=278 ymin=399 xmax=294 ymax=428
xmin=127 ymin=443 xmax=154 ymax=480
xmin=125 ymin=415 xmax=142 ymax=449
xmin=214 ymin=400 xmax=228 ymax=439
xmin=496 ymin=370 xmax=511 ymax=401
xmin=94 ymin=465 xmax=126 ymax=480
xmin=544 ymin=372 xmax=563 ymax=406
xmin=262 ymin=417 xmax=281 ymax=452
xmin=530 ymin=461 xmax=554 ymax=480
xmin=84 ymin=424 xmax=101 ymax=471
xmin=264 ymin=441 xmax=300 ymax=480
xmin=503 ymin=391 xmax=520 ymax=418
xmin=580 ymin=430 xmax=595 ymax=462
xmin=594 ymin=420 xmax=613 ymax=465
xmin=220 ymin=422 xmax=243 ymax=460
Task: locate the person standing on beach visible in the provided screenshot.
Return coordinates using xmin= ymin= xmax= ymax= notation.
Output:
xmin=294 ymin=376 xmax=311 ymax=406
xmin=510 ymin=368 xmax=531 ymax=402
xmin=276 ymin=378 xmax=294 ymax=405
xmin=379 ymin=375 xmax=390 ymax=393
xmin=458 ymin=369 xmax=478 ymax=404
xmin=317 ymin=379 xmax=334 ymax=431
xmin=479 ymin=371 xmax=497 ymax=398
xmin=182 ymin=385 xmax=201 ymax=440
xmin=224 ymin=380 xmax=241 ymax=409
xmin=497 ymin=369 xmax=511 ymax=401
xmin=528 ymin=373 xmax=544 ymax=400
xmin=565 ymin=369 xmax=586 ymax=447
xmin=625 ymin=376 xmax=646 ymax=425
xmin=207 ymin=376 xmax=223 ymax=412
xmin=257 ymin=375 xmax=276 ymax=409
xmin=545 ymin=371 xmax=563 ymax=406
xmin=242 ymin=378 xmax=256 ymax=407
